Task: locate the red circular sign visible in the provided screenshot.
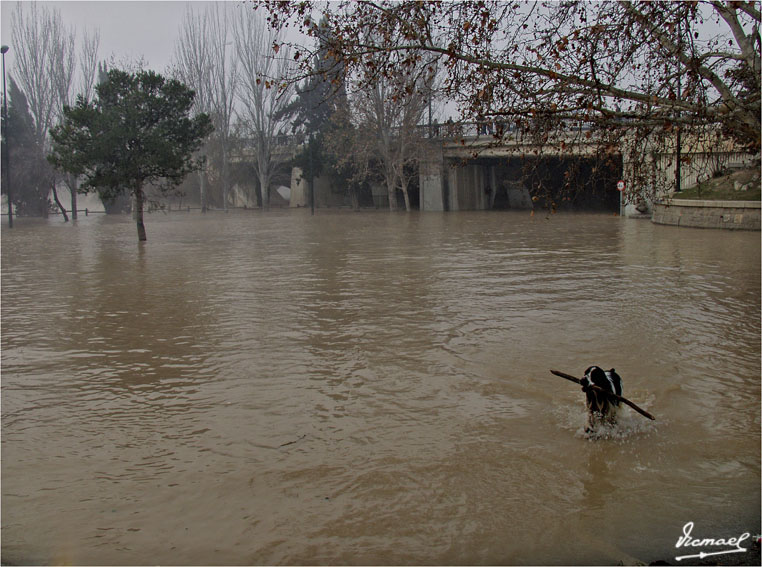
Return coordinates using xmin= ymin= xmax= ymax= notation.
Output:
xmin=617 ymin=180 xmax=626 ymax=191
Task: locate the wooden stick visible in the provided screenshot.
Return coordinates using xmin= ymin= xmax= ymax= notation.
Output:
xmin=550 ymin=369 xmax=656 ymax=421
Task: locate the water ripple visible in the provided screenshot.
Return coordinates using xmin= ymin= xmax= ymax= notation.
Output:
xmin=1 ymin=211 xmax=759 ymax=565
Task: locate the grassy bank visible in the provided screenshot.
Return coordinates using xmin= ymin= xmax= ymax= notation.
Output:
xmin=672 ymin=167 xmax=761 ymax=201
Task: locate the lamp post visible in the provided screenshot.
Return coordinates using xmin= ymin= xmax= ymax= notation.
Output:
xmin=309 ymin=132 xmax=314 ymax=216
xmin=1 ymin=44 xmax=11 ymax=228
xmin=675 ymin=21 xmax=682 ymax=194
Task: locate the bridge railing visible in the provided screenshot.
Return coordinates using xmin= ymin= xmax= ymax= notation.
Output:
xmin=232 ymin=119 xmax=600 ymax=158
xmin=417 ymin=119 xmax=595 ymax=140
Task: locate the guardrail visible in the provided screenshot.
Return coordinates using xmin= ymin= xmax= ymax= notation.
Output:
xmin=50 ymin=208 xmax=105 ymax=216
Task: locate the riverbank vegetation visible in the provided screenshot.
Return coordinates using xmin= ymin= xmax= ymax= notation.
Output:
xmin=675 ymin=167 xmax=761 ymax=201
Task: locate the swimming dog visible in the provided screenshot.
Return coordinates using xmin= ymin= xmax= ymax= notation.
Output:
xmin=581 ymin=366 xmax=623 ymax=431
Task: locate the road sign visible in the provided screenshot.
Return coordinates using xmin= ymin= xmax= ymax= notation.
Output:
xmin=617 ymin=180 xmax=626 ymax=192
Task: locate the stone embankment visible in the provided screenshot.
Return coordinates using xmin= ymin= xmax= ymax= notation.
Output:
xmin=652 ymin=199 xmax=760 ymax=230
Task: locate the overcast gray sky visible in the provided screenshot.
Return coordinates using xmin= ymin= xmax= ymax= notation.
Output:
xmin=0 ymin=1 xmax=253 ymax=75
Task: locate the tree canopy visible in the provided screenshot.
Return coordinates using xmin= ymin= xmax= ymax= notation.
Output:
xmin=264 ymin=1 xmax=759 ymax=148
xmin=48 ymin=68 xmax=213 ymax=240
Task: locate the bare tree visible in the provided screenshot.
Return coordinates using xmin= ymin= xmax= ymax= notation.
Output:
xmin=11 ymin=2 xmax=100 ymax=219
xmin=233 ymin=9 xmax=296 ymax=211
xmin=207 ymin=4 xmax=238 ymax=210
xmin=47 ymin=14 xmax=79 ymax=218
xmin=11 ymin=2 xmax=59 ymax=147
xmin=173 ymin=4 xmax=213 ymax=211
xmin=78 ymin=28 xmax=101 ymax=104
xmin=173 ymin=3 xmax=238 ymax=211
xmin=352 ymin=50 xmax=434 ymax=210
xmin=67 ymin=29 xmax=101 ymax=218
xmin=322 ymin=99 xmax=374 ymax=210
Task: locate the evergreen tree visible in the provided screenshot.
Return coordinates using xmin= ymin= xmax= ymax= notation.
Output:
xmin=281 ymin=18 xmax=347 ymax=137
xmin=48 ymin=68 xmax=213 ymax=241
xmin=280 ymin=18 xmax=348 ymax=187
xmin=1 ymin=78 xmax=52 ymax=216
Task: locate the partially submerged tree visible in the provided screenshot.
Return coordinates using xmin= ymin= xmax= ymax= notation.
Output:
xmin=353 ymin=47 xmax=435 ymax=210
xmin=48 ymin=69 xmax=213 ymax=241
xmin=264 ymin=1 xmax=761 ymax=203
xmin=277 ymin=18 xmax=351 ymax=206
xmin=352 ymin=77 xmax=424 ymax=210
xmin=1 ymin=78 xmax=52 ymax=217
xmin=173 ymin=3 xmax=238 ymax=210
xmin=321 ymin=100 xmax=372 ymax=209
xmin=233 ymin=9 xmax=296 ymax=211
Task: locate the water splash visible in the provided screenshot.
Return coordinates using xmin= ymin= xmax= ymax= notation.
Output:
xmin=574 ymin=412 xmax=658 ymax=442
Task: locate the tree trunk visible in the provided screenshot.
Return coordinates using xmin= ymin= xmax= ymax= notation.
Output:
xmin=199 ymin=160 xmax=208 ymax=213
xmin=385 ymin=169 xmax=397 ymax=211
xmin=70 ymin=174 xmax=78 ymax=220
xmin=349 ymin=184 xmax=359 ymax=211
xmin=259 ymin=171 xmax=270 ymax=211
xmin=51 ymin=181 xmax=69 ymax=222
xmin=222 ymin=145 xmax=229 ymax=211
xmin=135 ymin=186 xmax=147 ymax=241
xmin=400 ymin=176 xmax=411 ymax=211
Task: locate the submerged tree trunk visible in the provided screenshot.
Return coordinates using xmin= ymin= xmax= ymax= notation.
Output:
xmin=199 ymin=161 xmax=208 ymax=213
xmin=349 ymin=184 xmax=359 ymax=211
xmin=70 ymin=174 xmax=78 ymax=220
xmin=51 ymin=180 xmax=69 ymax=222
xmin=222 ymin=145 xmax=230 ymax=211
xmin=400 ymin=176 xmax=411 ymax=212
xmin=384 ymin=168 xmax=398 ymax=211
xmin=258 ymin=169 xmax=271 ymax=211
xmin=135 ymin=186 xmax=147 ymax=241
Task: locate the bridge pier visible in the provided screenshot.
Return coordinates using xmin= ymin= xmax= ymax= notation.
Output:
xmin=420 ymin=143 xmax=447 ymax=211
xmin=621 ymin=156 xmax=654 ymax=217
xmin=419 ymin=144 xmax=538 ymax=212
xmin=447 ymin=161 xmax=491 ymax=210
xmin=420 ymin=144 xmax=498 ymax=211
xmin=290 ymin=167 xmax=308 ymax=207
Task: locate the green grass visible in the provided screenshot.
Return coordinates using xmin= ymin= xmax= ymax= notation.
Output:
xmin=676 ymin=183 xmax=761 ymax=201
xmin=672 ymin=167 xmax=760 ymax=201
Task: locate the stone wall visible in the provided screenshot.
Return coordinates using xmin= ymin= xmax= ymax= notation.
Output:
xmin=652 ymin=199 xmax=760 ymax=230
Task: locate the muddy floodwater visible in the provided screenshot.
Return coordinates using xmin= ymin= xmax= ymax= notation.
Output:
xmin=2 ymin=210 xmax=760 ymax=565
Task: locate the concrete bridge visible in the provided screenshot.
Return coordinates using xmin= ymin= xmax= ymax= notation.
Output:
xmin=231 ymin=122 xmax=756 ymax=214
xmin=419 ymin=124 xmax=619 ymax=213
xmin=419 ymin=122 xmax=757 ymax=216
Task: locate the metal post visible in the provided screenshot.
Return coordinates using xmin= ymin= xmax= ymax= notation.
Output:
xmin=1 ymin=45 xmax=12 ymax=228
xmin=309 ymin=133 xmax=314 ymax=216
xmin=675 ymin=20 xmax=682 ymax=193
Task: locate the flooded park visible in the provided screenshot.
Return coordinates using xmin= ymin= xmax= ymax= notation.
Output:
xmin=1 ymin=209 xmax=759 ymax=565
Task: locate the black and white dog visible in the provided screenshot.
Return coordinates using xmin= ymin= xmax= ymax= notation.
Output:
xmin=581 ymin=366 xmax=623 ymax=431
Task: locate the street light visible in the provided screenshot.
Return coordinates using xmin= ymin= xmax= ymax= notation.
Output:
xmin=1 ymin=44 xmax=12 ymax=228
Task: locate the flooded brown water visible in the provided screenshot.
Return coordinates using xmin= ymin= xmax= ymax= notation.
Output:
xmin=2 ymin=210 xmax=760 ymax=565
